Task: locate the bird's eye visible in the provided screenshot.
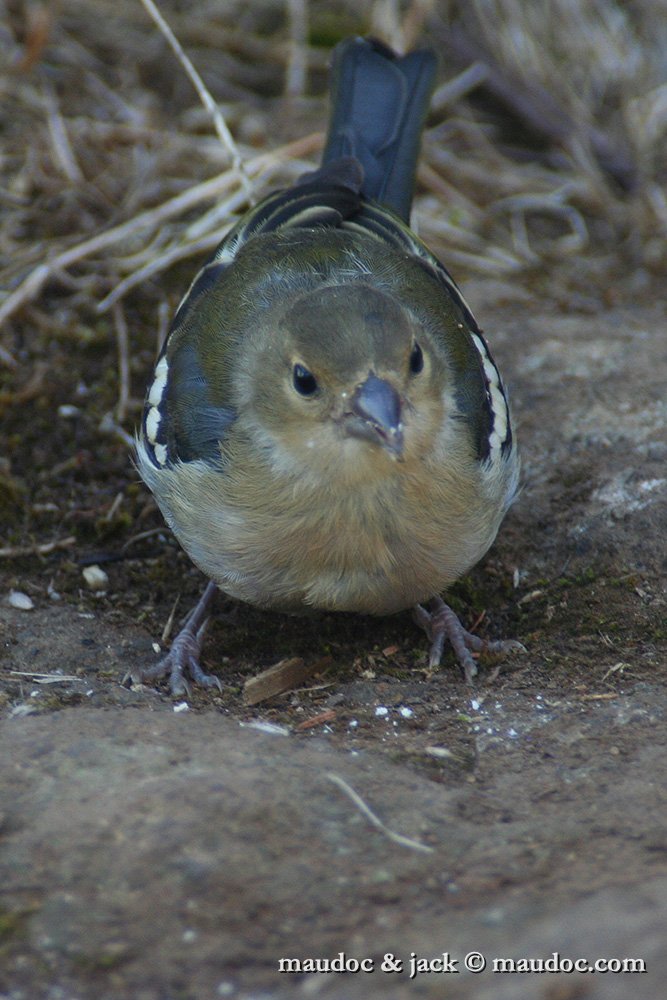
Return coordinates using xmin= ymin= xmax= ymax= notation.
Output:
xmin=409 ymin=342 xmax=424 ymax=375
xmin=292 ymin=363 xmax=318 ymax=397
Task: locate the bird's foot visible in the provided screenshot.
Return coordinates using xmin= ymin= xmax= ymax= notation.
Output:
xmin=413 ymin=596 xmax=525 ymax=685
xmin=124 ymin=581 xmax=222 ymax=697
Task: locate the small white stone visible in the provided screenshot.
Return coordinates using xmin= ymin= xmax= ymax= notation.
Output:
xmin=425 ymin=746 xmax=454 ymax=759
xmin=374 ymin=705 xmax=389 ymax=717
xmin=173 ymin=702 xmax=189 ymax=713
xmin=398 ymin=706 xmax=414 ymax=718
xmin=58 ymin=404 xmax=81 ymax=419
xmin=82 ymin=565 xmax=109 ymax=591
xmin=10 ymin=703 xmax=37 ymax=717
xmin=8 ymin=590 xmax=34 ymax=611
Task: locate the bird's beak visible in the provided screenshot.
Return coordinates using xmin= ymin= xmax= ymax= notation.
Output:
xmin=342 ymin=373 xmax=404 ymax=459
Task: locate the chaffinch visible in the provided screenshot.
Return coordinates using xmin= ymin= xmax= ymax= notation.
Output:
xmin=132 ymin=36 xmax=522 ymax=695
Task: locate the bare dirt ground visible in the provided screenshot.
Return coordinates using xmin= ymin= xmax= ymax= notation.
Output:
xmin=1 ymin=3 xmax=666 ymax=999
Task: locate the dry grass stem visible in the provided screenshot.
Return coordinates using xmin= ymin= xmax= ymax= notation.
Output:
xmin=0 ymin=537 xmax=77 ymax=559
xmin=285 ymin=0 xmax=308 ymax=97
xmin=8 ymin=672 xmax=80 ymax=683
xmin=43 ymin=80 xmax=84 ymax=184
xmin=98 ymin=414 xmax=135 ymax=449
xmin=102 ymin=492 xmax=125 ymax=524
xmin=161 ymin=593 xmax=181 ymax=644
xmin=113 ymin=303 xmax=130 ymax=423
xmin=120 ymin=527 xmax=168 ymax=554
xmin=138 ymin=0 xmax=251 ymax=196
xmin=431 ymin=62 xmax=489 ymax=112
xmin=0 ymin=343 xmax=18 ymax=369
xmin=326 ymin=772 xmax=435 ymax=854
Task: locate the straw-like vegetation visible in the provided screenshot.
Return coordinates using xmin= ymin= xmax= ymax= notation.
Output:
xmin=2 ymin=0 xmax=666 ymax=364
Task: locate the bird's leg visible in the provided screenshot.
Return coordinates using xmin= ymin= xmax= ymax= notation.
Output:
xmin=413 ymin=596 xmax=525 ymax=685
xmin=125 ymin=581 xmax=222 ymax=697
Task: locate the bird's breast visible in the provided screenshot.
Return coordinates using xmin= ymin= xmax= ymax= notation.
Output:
xmin=142 ymin=441 xmax=510 ymax=616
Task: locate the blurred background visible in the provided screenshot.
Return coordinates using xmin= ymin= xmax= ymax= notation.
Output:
xmin=2 ymin=0 xmax=666 ymax=330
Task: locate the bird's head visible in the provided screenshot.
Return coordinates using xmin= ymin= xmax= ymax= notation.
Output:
xmin=243 ymin=283 xmax=446 ymax=479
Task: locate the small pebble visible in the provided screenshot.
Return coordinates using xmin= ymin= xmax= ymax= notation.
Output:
xmin=82 ymin=565 xmax=109 ymax=591
xmin=57 ymin=404 xmax=81 ymax=419
xmin=425 ymin=746 xmax=454 ymax=759
xmin=8 ymin=590 xmax=34 ymax=611
xmin=374 ymin=705 xmax=389 ymax=717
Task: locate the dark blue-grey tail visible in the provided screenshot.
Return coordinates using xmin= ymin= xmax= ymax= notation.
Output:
xmin=321 ymin=37 xmax=437 ymax=222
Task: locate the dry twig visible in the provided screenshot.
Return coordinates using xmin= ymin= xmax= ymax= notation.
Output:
xmin=244 ymin=656 xmax=332 ymax=706
xmin=138 ymin=0 xmax=250 ymax=195
xmin=0 ymin=537 xmax=77 ymax=559
xmin=326 ymin=773 xmax=434 ymax=854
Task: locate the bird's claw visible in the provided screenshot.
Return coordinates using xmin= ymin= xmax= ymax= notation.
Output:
xmin=124 ymin=618 xmax=221 ymax=696
xmin=413 ymin=597 xmax=525 ymax=685
xmin=124 ymin=582 xmax=222 ymax=697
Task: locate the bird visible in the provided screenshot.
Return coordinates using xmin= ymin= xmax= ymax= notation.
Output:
xmin=132 ymin=36 xmax=522 ymax=696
